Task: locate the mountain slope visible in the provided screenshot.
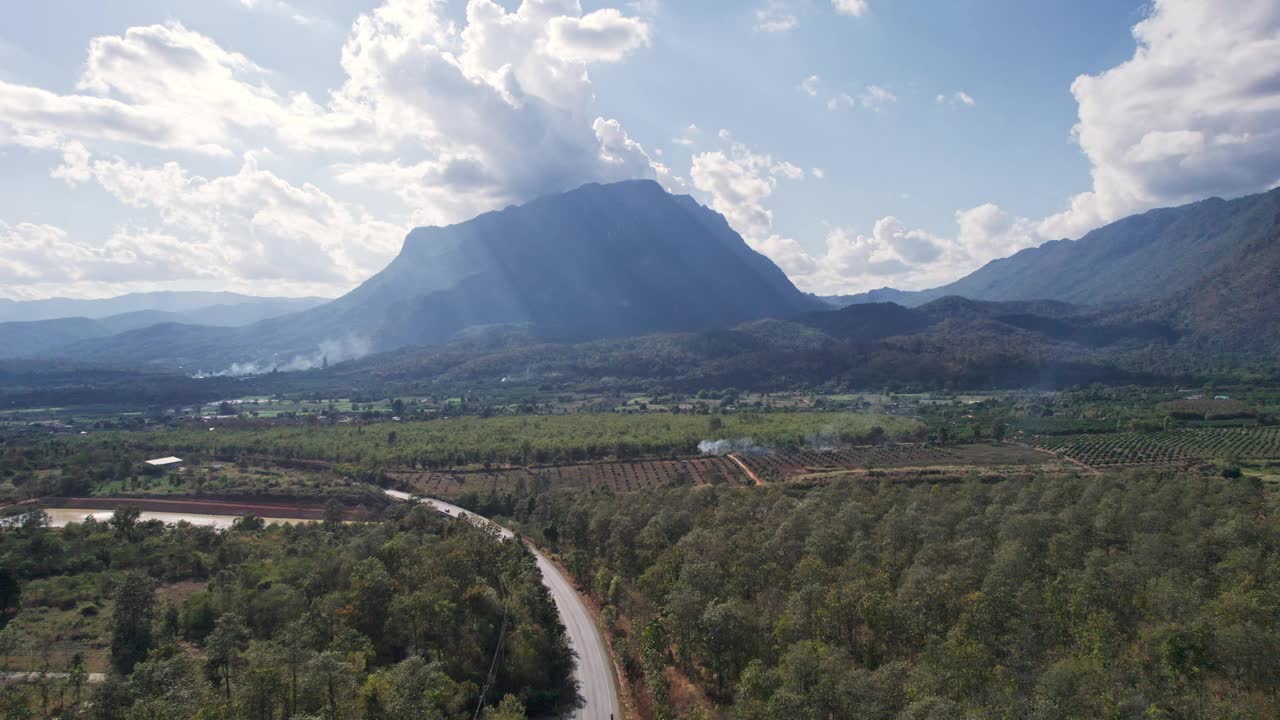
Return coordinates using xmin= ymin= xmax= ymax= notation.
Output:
xmin=49 ymin=180 xmax=822 ymax=369
xmin=839 ymin=187 xmax=1280 ymax=308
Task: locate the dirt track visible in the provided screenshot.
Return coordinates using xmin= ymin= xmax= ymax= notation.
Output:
xmin=727 ymin=453 xmax=765 ymax=486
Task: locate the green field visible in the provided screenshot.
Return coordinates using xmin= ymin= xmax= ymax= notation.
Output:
xmin=70 ymin=412 xmax=923 ymax=469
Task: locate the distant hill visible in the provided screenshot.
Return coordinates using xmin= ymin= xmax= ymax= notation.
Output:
xmin=0 ymin=292 xmax=326 ymax=323
xmin=0 ymin=298 xmax=332 ymax=361
xmin=52 ymin=180 xmax=822 ymax=370
xmin=838 ymin=187 xmax=1280 ymax=309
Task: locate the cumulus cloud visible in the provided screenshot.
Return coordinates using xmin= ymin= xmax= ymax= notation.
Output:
xmin=1039 ymin=0 xmax=1280 ymax=239
xmin=690 ymin=137 xmax=806 ymax=245
xmin=3 ymin=147 xmax=406 ymax=299
xmin=686 ymin=127 xmax=1038 ymax=295
xmin=0 ymin=0 xmax=668 ymax=297
xmin=546 ymin=8 xmax=652 ymax=62
xmin=0 ymin=221 xmax=223 ymax=289
xmin=83 ymin=150 xmax=403 ymax=284
xmin=799 ymin=74 xmax=820 ymax=97
xmin=770 ymin=206 xmax=1038 ymax=296
xmin=327 ymin=0 xmax=666 ymax=222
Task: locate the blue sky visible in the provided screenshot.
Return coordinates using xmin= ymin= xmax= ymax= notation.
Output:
xmin=2 ymin=0 xmax=1278 ymax=299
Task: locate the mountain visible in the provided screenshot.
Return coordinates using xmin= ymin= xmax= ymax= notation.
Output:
xmin=49 ymin=180 xmax=822 ymax=369
xmin=0 ymin=292 xmax=326 ymax=323
xmin=0 ymin=299 xmax=332 ymax=360
xmin=838 ymin=187 xmax=1280 ymax=308
xmin=339 ymin=179 xmax=822 ymax=348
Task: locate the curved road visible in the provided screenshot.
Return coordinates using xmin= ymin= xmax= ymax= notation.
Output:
xmin=384 ymin=490 xmax=621 ymax=720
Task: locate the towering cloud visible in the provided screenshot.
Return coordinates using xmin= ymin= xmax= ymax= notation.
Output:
xmin=1040 ymin=0 xmax=1280 ymax=239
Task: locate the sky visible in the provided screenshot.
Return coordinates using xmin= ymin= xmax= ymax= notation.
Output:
xmin=1 ymin=0 xmax=1279 ymax=300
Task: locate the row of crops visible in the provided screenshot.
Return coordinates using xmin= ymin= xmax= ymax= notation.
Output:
xmin=394 ymin=456 xmax=755 ymax=498
xmin=737 ymin=445 xmax=965 ymax=477
xmin=393 ymin=443 xmax=988 ymax=497
xmin=1033 ymin=427 xmax=1280 ymax=467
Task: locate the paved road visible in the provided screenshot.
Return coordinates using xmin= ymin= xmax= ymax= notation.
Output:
xmin=385 ymin=490 xmax=622 ymax=720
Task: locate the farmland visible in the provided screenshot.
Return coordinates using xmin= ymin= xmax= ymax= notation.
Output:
xmin=1034 ymin=427 xmax=1280 ymax=467
xmin=390 ymin=442 xmax=1054 ymax=499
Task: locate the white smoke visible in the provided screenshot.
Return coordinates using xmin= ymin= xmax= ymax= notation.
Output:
xmin=698 ymin=438 xmax=767 ymax=455
xmin=194 ymin=335 xmax=372 ymax=377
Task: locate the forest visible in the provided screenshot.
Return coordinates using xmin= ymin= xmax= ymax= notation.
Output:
xmin=495 ymin=471 xmax=1280 ymax=719
xmin=0 ymin=504 xmax=574 ymax=719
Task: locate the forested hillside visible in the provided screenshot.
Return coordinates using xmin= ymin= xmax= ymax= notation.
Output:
xmin=506 ymin=473 xmax=1280 ymax=719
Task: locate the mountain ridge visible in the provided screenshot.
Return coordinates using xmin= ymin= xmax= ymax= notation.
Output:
xmin=832 ymin=187 xmax=1280 ymax=309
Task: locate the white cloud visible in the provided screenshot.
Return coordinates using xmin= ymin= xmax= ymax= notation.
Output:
xmin=826 ymin=84 xmax=896 ymax=112
xmin=546 ymin=8 xmax=652 ymax=62
xmin=799 ymin=74 xmax=820 ymax=97
xmin=859 ymin=84 xmax=896 ymax=111
xmin=832 ymin=0 xmax=869 ymax=17
xmin=811 ymin=167 xmax=825 ymax=179
xmin=764 ymin=205 xmax=1039 ymax=296
xmin=1039 ymin=0 xmax=1280 ymax=239
xmin=686 ymin=128 xmax=1039 ymax=295
xmin=0 ymin=220 xmax=229 ymax=292
xmin=754 ymin=2 xmax=798 ymax=32
xmin=671 ymin=123 xmax=699 ymax=147
xmin=1 ymin=0 xmax=669 ymax=298
xmin=937 ymin=90 xmax=976 ymax=107
xmin=237 ymin=0 xmax=328 ymax=27
xmin=48 ymin=148 xmax=404 ymax=291
xmin=688 ymin=137 xmax=812 ymax=281
xmin=0 ymin=21 xmax=370 ymax=156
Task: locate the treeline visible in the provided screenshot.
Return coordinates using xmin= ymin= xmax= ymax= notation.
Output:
xmin=59 ymin=412 xmax=922 ymax=470
xmin=0 ymin=505 xmax=574 ymax=719
xmin=505 ymin=472 xmax=1279 ymax=719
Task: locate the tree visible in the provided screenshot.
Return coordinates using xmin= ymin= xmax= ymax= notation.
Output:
xmin=483 ymin=694 xmax=526 ymax=720
xmin=110 ymin=506 xmax=142 ymax=542
xmin=68 ymin=653 xmax=87 ymax=707
xmin=324 ymin=498 xmax=345 ymax=530
xmin=0 ymin=568 xmax=18 ymax=630
xmin=110 ymin=571 xmax=156 ymax=674
xmin=232 ymin=513 xmax=266 ymax=532
xmin=279 ymin=618 xmax=319 ymax=717
xmin=218 ymin=401 xmax=236 ymax=416
xmin=206 ymin=612 xmax=250 ymax=699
